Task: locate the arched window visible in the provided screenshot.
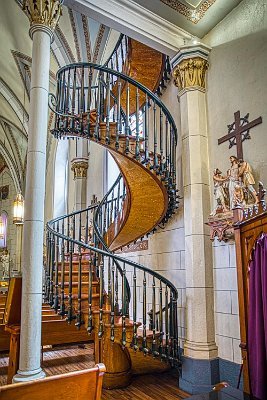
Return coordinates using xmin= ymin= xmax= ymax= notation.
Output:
xmin=53 ymin=140 xmax=68 ymax=218
xmin=0 ymin=211 xmax=8 ymax=248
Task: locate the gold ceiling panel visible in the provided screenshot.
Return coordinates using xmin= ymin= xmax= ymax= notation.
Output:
xmin=160 ymin=0 xmax=216 ymax=24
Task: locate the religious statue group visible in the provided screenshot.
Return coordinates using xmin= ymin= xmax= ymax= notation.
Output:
xmin=211 ymin=156 xmax=258 ymax=215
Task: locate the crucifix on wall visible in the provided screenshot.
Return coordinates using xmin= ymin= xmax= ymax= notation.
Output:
xmin=218 ymin=110 xmax=262 ymax=159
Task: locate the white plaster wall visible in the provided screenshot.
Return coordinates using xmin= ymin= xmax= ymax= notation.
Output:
xmin=86 ymin=141 xmax=106 ymax=205
xmin=205 ymin=0 xmax=267 ymax=364
xmin=118 ymin=79 xmax=186 ymax=348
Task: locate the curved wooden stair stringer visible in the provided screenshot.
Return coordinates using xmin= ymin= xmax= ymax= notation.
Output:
xmin=107 ymin=149 xmax=167 ymax=251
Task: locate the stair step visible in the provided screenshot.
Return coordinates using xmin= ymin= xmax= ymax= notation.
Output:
xmin=42 ymin=314 xmax=62 ymax=321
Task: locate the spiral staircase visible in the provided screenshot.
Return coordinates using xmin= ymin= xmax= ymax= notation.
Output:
xmin=45 ymin=35 xmax=180 ymax=389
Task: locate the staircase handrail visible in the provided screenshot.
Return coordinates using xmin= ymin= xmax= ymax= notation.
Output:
xmin=54 ymin=62 xmax=177 ymax=145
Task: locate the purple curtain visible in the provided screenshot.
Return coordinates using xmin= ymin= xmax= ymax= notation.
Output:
xmin=248 ymin=233 xmax=267 ymax=400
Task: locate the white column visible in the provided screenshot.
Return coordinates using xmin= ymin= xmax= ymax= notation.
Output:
xmin=13 ymin=1 xmax=62 ymax=383
xmin=71 ymin=157 xmax=89 ymax=211
xmin=172 ymin=44 xmax=218 ymax=392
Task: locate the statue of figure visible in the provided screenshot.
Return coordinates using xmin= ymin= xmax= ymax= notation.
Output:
xmin=228 ymin=155 xmax=242 ymax=209
xmin=233 ymin=184 xmax=246 ymax=207
xmin=238 ymin=159 xmax=258 ymax=204
xmin=211 ymin=168 xmax=229 ymax=215
xmin=1 ymin=248 xmax=10 ymax=278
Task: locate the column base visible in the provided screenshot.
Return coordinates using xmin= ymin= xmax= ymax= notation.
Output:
xmin=184 ymin=340 xmax=218 ymax=359
xmin=13 ymin=368 xmax=46 ymax=383
xmin=179 ymin=356 xmax=219 ymax=394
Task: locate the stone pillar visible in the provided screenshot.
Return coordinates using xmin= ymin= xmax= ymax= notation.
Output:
xmin=71 ymin=157 xmax=89 ymax=211
xmin=15 ymin=225 xmax=23 ymax=274
xmin=172 ymin=44 xmax=218 ymax=394
xmin=13 ymin=1 xmax=62 ymax=383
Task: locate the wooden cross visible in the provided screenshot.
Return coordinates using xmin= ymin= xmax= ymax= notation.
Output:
xmin=218 ymin=111 xmax=262 ymax=159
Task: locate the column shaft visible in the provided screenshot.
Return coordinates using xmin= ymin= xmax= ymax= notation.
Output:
xmin=13 ymin=28 xmax=52 ymax=382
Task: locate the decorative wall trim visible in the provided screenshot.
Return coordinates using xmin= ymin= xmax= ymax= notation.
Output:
xmin=93 ymin=24 xmax=106 ymax=63
xmin=68 ymin=8 xmax=82 ymax=62
xmin=55 ymin=26 xmax=76 ymax=63
xmin=115 ymin=240 xmax=148 ymax=254
xmin=81 ymin=14 xmax=92 ymax=62
xmin=160 ymin=0 xmax=216 ymax=24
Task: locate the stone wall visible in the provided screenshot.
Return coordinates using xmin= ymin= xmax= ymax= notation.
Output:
xmin=117 ymin=78 xmax=186 ymax=348
xmin=205 ymin=0 xmax=267 ymax=371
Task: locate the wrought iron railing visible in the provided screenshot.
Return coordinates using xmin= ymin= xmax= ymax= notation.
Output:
xmin=104 ymin=34 xmax=171 ymax=98
xmin=49 ymin=63 xmax=179 ymax=222
xmin=45 ymin=173 xmax=180 ymax=365
xmin=46 ymin=54 xmax=180 ymax=367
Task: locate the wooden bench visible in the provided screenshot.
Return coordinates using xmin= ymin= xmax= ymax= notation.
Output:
xmin=0 ymin=363 xmax=105 ymax=400
xmin=3 ymin=278 xmax=93 ymax=383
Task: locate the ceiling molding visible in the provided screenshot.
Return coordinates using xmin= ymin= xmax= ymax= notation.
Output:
xmin=160 ymin=0 xmax=216 ymax=24
xmin=68 ymin=8 xmax=82 ymax=62
xmin=65 ymin=0 xmax=193 ymax=56
xmin=81 ymin=14 xmax=92 ymax=62
xmin=55 ymin=26 xmax=76 ymax=64
xmin=93 ymin=24 xmax=106 ymax=63
xmin=0 ymin=77 xmax=29 ymax=134
xmin=0 ymin=138 xmax=21 ymax=192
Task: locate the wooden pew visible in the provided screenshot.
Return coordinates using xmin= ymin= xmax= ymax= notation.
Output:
xmin=4 ymin=277 xmax=93 ymax=383
xmin=0 ymin=363 xmax=105 ymax=400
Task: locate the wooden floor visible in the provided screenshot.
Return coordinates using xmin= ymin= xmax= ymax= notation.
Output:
xmin=0 ymin=344 xmax=189 ymax=399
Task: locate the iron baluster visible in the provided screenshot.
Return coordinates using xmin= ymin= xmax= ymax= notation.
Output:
xmin=110 ymin=260 xmax=115 ymax=341
xmin=87 ymin=258 xmax=93 ymax=333
xmin=79 ymin=65 xmax=85 ymax=135
xmin=159 ymin=280 xmax=163 ymax=356
xmin=53 ymin=221 xmax=60 ymax=312
xmin=115 ymin=80 xmax=121 ymax=151
xmin=135 ymin=88 xmax=140 ymax=160
xmin=67 ymin=216 xmax=74 ymax=322
xmin=59 ymin=220 xmax=66 ymax=317
xmin=85 ymin=210 xmax=89 ymax=244
xmin=159 ymin=108 xmax=164 ymax=174
xmin=164 ymin=285 xmax=169 ymax=360
xmin=152 ymin=276 xmax=158 ymax=356
xmin=121 ymin=262 xmax=127 ymax=348
xmin=105 ymin=73 xmax=111 ymax=144
xmin=49 ymin=235 xmax=55 ymax=307
xmin=115 ymin=265 xmax=119 ymax=315
xmin=76 ymin=212 xmax=83 ymax=328
xmin=132 ymin=266 xmax=138 ymax=351
xmin=98 ymin=260 xmax=104 ymax=338
xmin=144 ymin=95 xmax=149 ymax=164
xmin=95 ymin=73 xmax=101 ymax=141
xmin=165 ymin=118 xmax=170 ymax=181
xmin=87 ymin=67 xmax=93 ymax=137
xmin=142 ymin=271 xmax=148 ymax=354
xmin=70 ymin=66 xmax=77 ymax=130
xmin=46 ymin=232 xmax=51 ymax=302
xmin=125 ymin=82 xmax=130 ymax=154
xmin=153 ymin=101 xmax=158 ymax=171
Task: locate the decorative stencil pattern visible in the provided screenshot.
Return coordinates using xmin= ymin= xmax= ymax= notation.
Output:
xmin=160 ymin=0 xmax=216 ymax=23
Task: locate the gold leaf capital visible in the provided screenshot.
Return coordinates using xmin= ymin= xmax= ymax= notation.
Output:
xmin=23 ymin=0 xmax=62 ymax=31
xmin=71 ymin=159 xmax=89 ymax=179
xmin=173 ymin=57 xmax=209 ymax=93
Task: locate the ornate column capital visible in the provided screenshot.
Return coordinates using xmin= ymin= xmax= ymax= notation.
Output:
xmin=23 ymin=0 xmax=62 ymax=40
xmin=171 ymin=43 xmax=211 ymax=95
xmin=71 ymin=157 xmax=89 ymax=179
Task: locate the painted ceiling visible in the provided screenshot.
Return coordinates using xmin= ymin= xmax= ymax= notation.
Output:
xmin=0 ymin=0 xmax=120 ymax=192
xmin=132 ymin=0 xmax=243 ymax=38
